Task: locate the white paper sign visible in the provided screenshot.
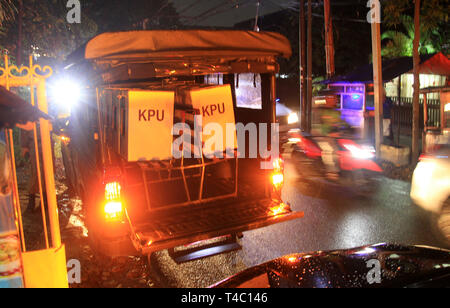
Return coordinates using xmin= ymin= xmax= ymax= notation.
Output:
xmin=189 ymin=85 xmax=237 ymax=157
xmin=128 ymin=90 xmax=174 ymax=161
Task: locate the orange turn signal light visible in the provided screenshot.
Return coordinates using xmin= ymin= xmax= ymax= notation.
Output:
xmin=105 ymin=182 xmax=121 ymax=201
xmin=104 ymin=182 xmax=123 ymax=221
xmin=272 ymin=172 xmax=284 ymax=187
xmin=104 ymin=201 xmax=123 ymax=221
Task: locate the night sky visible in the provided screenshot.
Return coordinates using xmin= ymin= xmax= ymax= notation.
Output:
xmin=169 ymin=0 xmax=296 ymax=27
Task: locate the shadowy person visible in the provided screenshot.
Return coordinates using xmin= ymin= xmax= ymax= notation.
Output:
xmin=383 ymin=96 xmax=394 ymax=144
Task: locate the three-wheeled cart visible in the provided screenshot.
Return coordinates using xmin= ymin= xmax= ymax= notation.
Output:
xmin=60 ymin=30 xmax=304 ymax=262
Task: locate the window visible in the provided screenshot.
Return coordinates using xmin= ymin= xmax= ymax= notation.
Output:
xmin=235 ymin=73 xmax=262 ymax=110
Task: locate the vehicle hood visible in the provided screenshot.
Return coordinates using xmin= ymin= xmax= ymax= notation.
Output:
xmin=211 ymin=243 xmax=450 ymax=288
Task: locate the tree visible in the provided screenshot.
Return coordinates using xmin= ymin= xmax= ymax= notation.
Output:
xmin=1 ymin=0 xmax=97 ymax=61
xmin=0 ymin=0 xmax=15 ymax=26
xmin=412 ymin=0 xmax=421 ymax=163
xmin=1 ymin=0 xmax=180 ymax=62
xmin=381 ymin=15 xmax=441 ymax=58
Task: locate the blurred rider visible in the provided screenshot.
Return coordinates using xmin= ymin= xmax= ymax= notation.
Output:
xmin=311 ymin=99 xmax=350 ymax=180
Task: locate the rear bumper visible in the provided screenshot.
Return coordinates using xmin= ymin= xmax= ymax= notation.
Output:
xmin=129 ymin=198 xmax=303 ymax=255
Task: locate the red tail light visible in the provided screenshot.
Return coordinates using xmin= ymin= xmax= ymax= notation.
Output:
xmin=419 ymin=154 xmax=431 ymax=161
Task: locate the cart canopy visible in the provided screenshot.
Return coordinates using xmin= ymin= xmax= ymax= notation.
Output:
xmin=69 ymin=30 xmax=292 ymax=63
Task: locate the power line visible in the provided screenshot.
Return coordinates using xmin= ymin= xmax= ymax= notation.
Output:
xmin=178 ymin=0 xmax=208 ymax=15
xmin=188 ymin=1 xmax=237 ymax=22
xmin=184 ymin=0 xmax=255 ymax=25
xmin=265 ymin=0 xmax=371 ymax=23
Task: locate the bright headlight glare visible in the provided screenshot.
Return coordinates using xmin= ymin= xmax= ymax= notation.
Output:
xmin=343 ymin=144 xmax=375 ymax=159
xmin=288 ymin=113 xmax=299 ymax=124
xmin=445 ymin=103 xmax=450 ymax=112
xmin=414 ymin=161 xmax=435 ymax=182
xmin=50 ymin=79 xmax=81 ymax=107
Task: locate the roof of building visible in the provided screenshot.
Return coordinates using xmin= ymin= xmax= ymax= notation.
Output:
xmin=322 ymin=53 xmax=450 ymax=84
xmin=0 ymin=86 xmax=50 ymax=129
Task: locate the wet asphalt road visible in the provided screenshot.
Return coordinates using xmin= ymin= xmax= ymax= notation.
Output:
xmin=150 ymin=160 xmax=450 ymax=288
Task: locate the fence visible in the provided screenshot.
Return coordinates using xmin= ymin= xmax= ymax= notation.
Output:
xmin=390 ymin=96 xmax=441 ymax=130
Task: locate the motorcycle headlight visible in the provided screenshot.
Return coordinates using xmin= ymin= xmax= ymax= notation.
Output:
xmin=343 ymin=144 xmax=375 ymax=159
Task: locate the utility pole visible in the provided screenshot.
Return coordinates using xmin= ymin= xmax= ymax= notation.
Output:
xmin=306 ymin=0 xmax=313 ymax=133
xmin=370 ymin=4 xmax=383 ymax=158
xmin=299 ymin=0 xmax=307 ymax=131
xmin=323 ymin=0 xmax=335 ymax=79
xmin=412 ymin=0 xmax=421 ymax=162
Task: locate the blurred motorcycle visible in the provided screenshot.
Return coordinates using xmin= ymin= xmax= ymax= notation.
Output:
xmin=283 ymin=129 xmax=382 ymax=194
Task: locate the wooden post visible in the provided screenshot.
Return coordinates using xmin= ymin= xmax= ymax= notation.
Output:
xmin=423 ymin=93 xmax=428 ymax=152
xmin=299 ymin=0 xmax=307 ymax=131
xmin=371 ymin=18 xmax=383 ymax=157
xmin=397 ymin=75 xmax=402 ymax=146
xmin=324 ymin=0 xmax=335 ymax=79
xmin=306 ymin=0 xmax=313 ymax=133
xmin=423 ymin=93 xmax=428 ymax=130
xmin=412 ymin=0 xmax=421 ymax=162
xmin=441 ymin=90 xmax=445 ymax=132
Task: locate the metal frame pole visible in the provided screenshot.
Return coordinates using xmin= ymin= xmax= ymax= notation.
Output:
xmin=36 ymin=80 xmax=61 ymax=248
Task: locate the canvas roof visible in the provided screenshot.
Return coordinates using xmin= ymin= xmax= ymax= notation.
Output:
xmin=67 ymin=30 xmax=292 ymax=64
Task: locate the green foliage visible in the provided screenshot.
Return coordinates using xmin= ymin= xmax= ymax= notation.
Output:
xmin=0 ymin=0 xmax=16 ymax=26
xmin=0 ymin=0 xmax=97 ymax=60
xmin=312 ymin=76 xmax=326 ymax=96
xmin=382 ymin=0 xmax=448 ymax=58
xmin=381 ymin=15 xmax=440 ymax=58
xmin=384 ymin=0 xmax=448 ymax=30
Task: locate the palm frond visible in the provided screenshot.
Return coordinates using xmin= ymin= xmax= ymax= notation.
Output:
xmin=0 ymin=0 xmax=16 ymax=26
